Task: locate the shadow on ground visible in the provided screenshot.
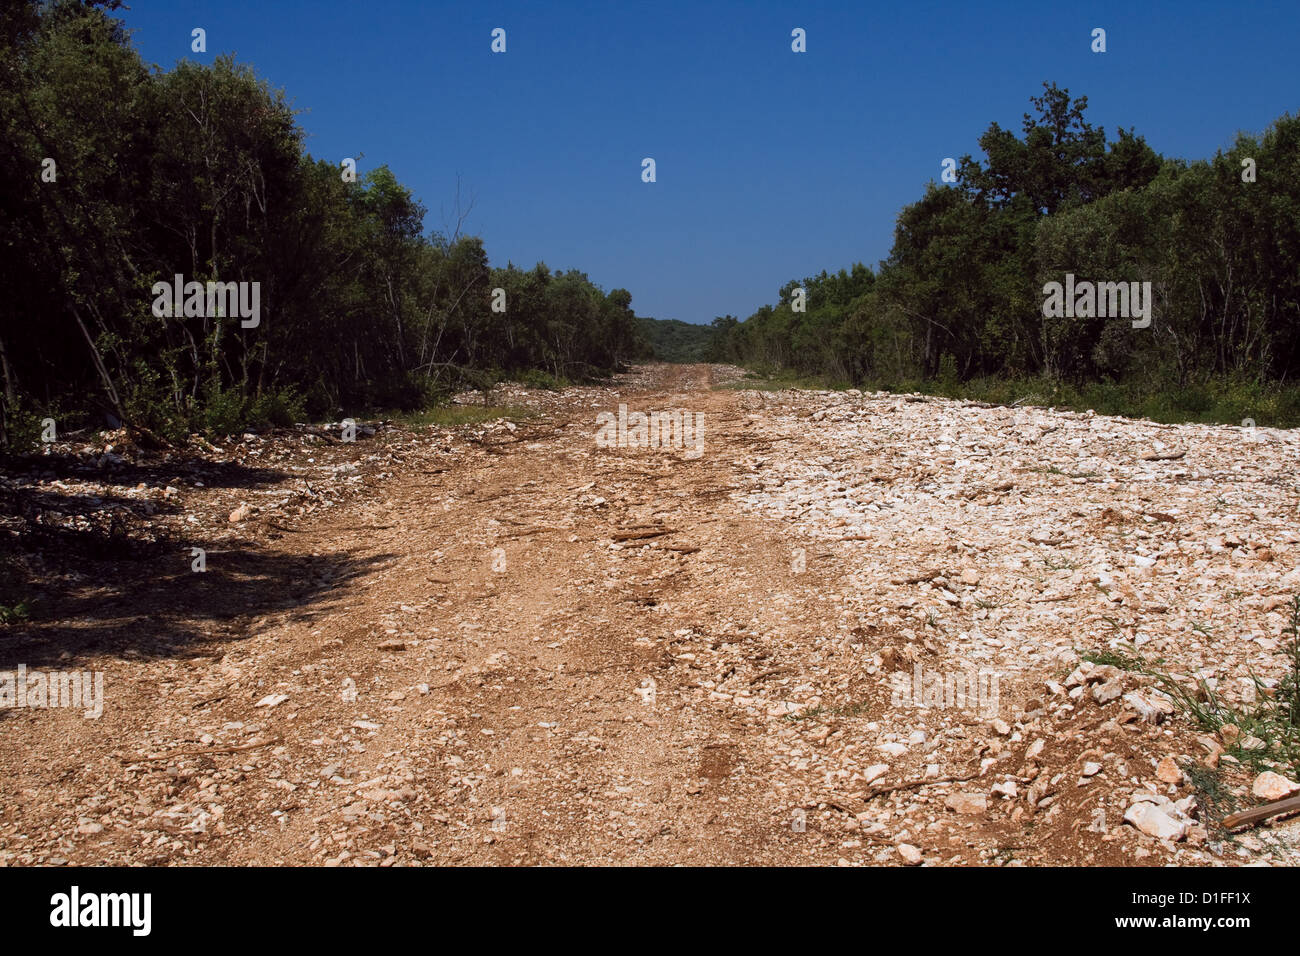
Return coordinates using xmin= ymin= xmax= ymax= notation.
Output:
xmin=3 ymin=451 xmax=289 ymax=490
xmin=1 ymin=541 xmax=395 ymax=670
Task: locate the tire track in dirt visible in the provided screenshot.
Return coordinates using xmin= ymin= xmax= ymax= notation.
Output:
xmin=247 ymin=364 xmax=856 ymax=864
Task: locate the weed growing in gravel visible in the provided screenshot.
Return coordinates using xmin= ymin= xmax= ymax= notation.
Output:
xmin=1080 ymin=597 xmax=1300 ymax=775
xmin=1099 ymin=615 xmax=1127 ymax=635
xmin=1184 ymin=764 xmax=1241 ymax=833
xmin=1079 ymin=646 xmax=1149 ymax=672
xmin=0 ymin=600 xmax=31 ymax=625
xmin=785 ymin=699 xmax=873 ymax=723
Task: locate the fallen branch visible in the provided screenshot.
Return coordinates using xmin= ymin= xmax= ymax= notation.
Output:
xmin=1221 ymin=794 xmax=1300 ymax=830
xmin=860 ymin=767 xmax=983 ymax=802
xmin=612 ymin=528 xmax=674 ymax=542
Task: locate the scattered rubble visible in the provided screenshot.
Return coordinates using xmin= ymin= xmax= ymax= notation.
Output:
xmin=2 ymin=365 xmax=1298 ymax=866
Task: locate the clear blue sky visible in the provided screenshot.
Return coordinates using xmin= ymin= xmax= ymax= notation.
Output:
xmin=120 ymin=0 xmax=1298 ymax=325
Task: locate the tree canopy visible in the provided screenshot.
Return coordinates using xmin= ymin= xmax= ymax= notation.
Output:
xmin=0 ymin=0 xmax=647 ymax=445
xmin=711 ymin=83 xmax=1300 ymax=422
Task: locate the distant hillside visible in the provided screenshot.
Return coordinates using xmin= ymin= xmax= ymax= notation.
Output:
xmin=636 ymin=317 xmax=717 ymax=363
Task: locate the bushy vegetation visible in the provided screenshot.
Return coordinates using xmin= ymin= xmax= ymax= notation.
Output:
xmin=0 ymin=0 xmax=646 ymax=448
xmin=708 ymin=84 xmax=1300 ymax=426
xmin=1082 ymin=598 xmax=1300 ymax=779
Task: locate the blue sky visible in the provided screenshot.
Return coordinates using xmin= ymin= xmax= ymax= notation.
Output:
xmin=120 ymin=0 xmax=1298 ymax=325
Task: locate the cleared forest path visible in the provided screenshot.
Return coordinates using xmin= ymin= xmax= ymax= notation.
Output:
xmin=245 ymin=363 xmax=856 ymax=865
xmin=5 ymin=363 xmax=1295 ymax=866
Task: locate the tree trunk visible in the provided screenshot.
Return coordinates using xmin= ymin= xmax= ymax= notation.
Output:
xmin=70 ymin=303 xmax=125 ymax=422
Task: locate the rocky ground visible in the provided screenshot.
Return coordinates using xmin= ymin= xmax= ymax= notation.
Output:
xmin=2 ymin=363 xmax=1300 ymax=866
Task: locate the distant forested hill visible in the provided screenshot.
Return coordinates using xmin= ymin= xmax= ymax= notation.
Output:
xmin=635 ymin=317 xmax=717 ymax=363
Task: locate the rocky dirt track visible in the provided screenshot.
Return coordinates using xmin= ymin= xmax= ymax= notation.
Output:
xmin=3 ymin=363 xmax=1300 ymax=866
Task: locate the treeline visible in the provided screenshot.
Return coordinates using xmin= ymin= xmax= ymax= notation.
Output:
xmin=710 ymin=84 xmax=1300 ymax=424
xmin=0 ymin=0 xmax=645 ymax=447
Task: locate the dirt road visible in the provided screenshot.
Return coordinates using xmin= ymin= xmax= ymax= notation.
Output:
xmin=3 ymin=364 xmax=1299 ymax=865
